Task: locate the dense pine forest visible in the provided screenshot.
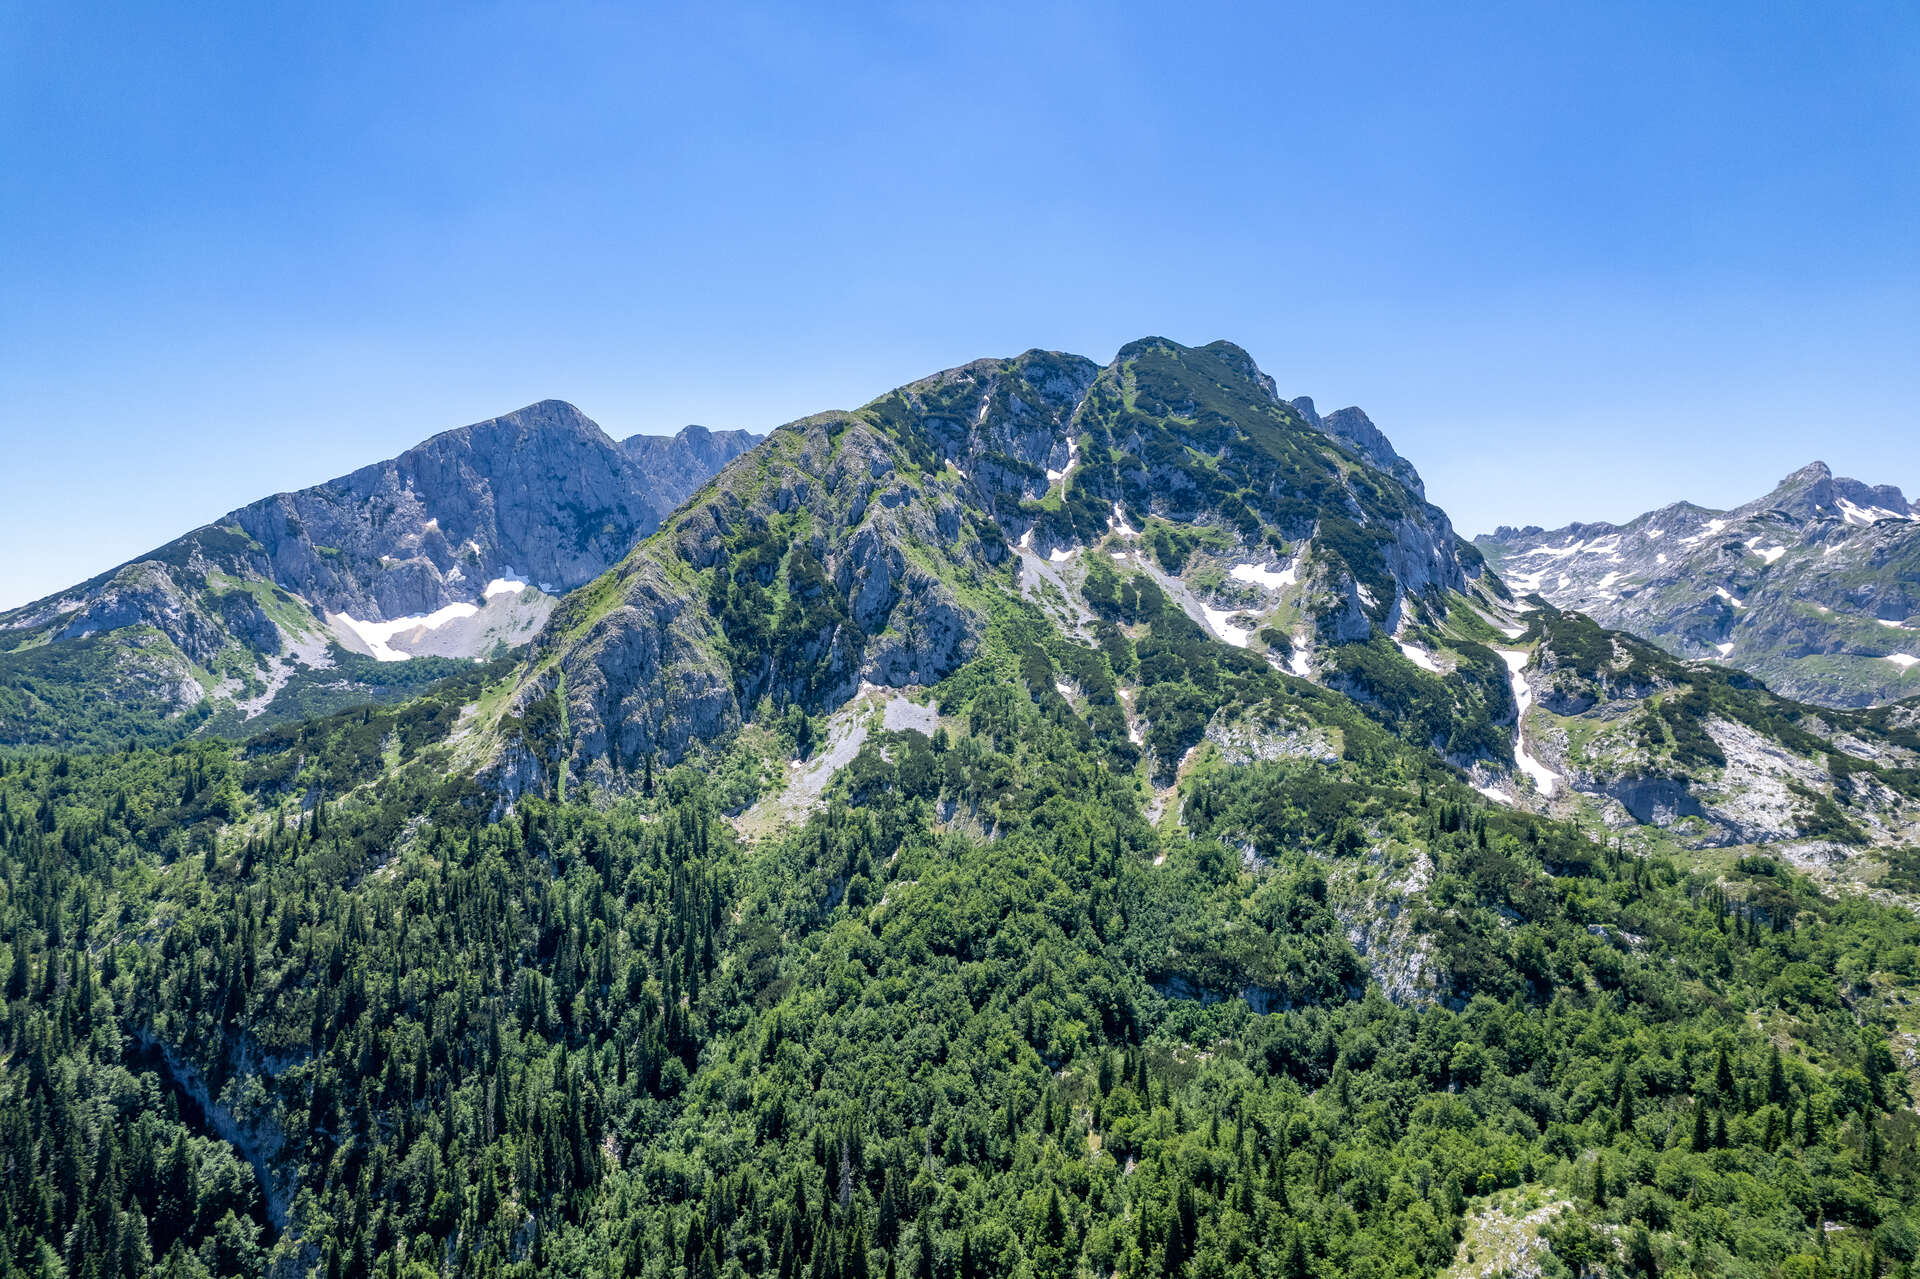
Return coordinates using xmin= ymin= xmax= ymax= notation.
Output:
xmin=3 ymin=594 xmax=1918 ymax=1279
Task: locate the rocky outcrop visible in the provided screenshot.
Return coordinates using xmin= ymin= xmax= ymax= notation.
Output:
xmin=217 ymin=403 xmax=759 ymax=620
xmin=502 ymin=400 xmax=1006 ymax=797
xmin=1290 ymin=397 xmax=1428 ymax=498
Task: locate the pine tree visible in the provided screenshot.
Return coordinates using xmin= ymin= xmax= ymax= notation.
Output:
xmin=1767 ymin=1044 xmax=1789 ymax=1105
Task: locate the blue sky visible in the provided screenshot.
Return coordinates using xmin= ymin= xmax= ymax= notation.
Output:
xmin=2 ymin=1 xmax=1915 ymax=609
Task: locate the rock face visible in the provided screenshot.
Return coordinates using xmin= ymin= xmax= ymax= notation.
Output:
xmin=487 ymin=337 xmax=1487 ymax=797
xmin=1498 ymin=603 xmax=1920 ymax=856
xmin=1289 ymin=397 xmax=1427 ymax=499
xmin=1476 ymin=462 xmax=1920 ymax=707
xmin=0 ymin=404 xmax=759 ymax=744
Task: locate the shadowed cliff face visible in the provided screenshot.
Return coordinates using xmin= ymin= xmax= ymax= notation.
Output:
xmin=488 ymin=338 xmax=1483 ymax=798
xmin=1477 ymin=461 xmax=1920 ymax=708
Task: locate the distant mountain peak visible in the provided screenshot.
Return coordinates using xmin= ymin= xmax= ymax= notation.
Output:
xmin=1477 ymin=457 xmax=1920 ymax=707
xmin=1744 ymin=459 xmax=1909 ymax=523
xmin=0 ymin=398 xmax=761 ymax=745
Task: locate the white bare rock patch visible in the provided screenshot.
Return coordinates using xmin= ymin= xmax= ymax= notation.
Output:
xmin=1695 ymin=716 xmax=1833 ymax=842
xmin=1440 ymin=1192 xmax=1571 ymax=1279
xmin=736 ymin=689 xmax=936 ymax=836
xmin=1203 ymin=712 xmax=1337 ymax=767
xmin=1331 ymin=846 xmax=1437 ymax=1005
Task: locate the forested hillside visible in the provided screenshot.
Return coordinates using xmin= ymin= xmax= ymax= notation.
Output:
xmin=4 ymin=588 xmax=1918 ymax=1279
xmin=4 ymin=339 xmax=1919 ymax=1279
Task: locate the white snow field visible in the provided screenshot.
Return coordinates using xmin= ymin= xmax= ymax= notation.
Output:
xmin=1201 ymin=606 xmax=1253 ymax=648
xmin=1838 ymin=498 xmax=1910 ymax=526
xmin=1045 ymin=434 xmax=1080 ymax=485
xmin=1679 ymin=518 xmax=1727 ymax=545
xmin=1229 ymin=559 xmax=1299 ymax=590
xmin=1396 ymin=641 xmax=1441 ymax=673
xmin=484 ymin=568 xmax=531 ymax=598
xmin=334 ymin=602 xmax=480 ymax=662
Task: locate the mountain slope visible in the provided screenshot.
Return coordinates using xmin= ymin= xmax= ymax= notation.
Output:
xmin=6 ymin=337 xmax=1920 ymax=1279
xmin=1476 ymin=462 xmax=1920 ymax=707
xmin=6 ymin=457 xmax=1919 ymax=1279
xmin=0 ymin=405 xmax=758 ymax=746
xmin=478 ymin=338 xmax=1493 ymax=798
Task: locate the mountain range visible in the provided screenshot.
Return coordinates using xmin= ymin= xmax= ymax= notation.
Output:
xmin=3 ymin=338 xmax=1919 ymax=1278
xmin=1476 ymin=463 xmax=1920 ymax=707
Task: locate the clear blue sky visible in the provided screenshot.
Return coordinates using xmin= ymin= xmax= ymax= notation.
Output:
xmin=3 ymin=2 xmax=1916 ymax=609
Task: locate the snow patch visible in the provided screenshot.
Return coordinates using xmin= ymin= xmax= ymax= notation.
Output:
xmin=1505 ymin=567 xmax=1549 ymax=593
xmin=1518 ymin=535 xmax=1621 ymax=560
xmin=1202 ymin=605 xmax=1253 ymax=648
xmin=1678 ymin=518 xmax=1729 ymax=546
xmin=1229 ymin=559 xmax=1298 ymax=590
xmin=1109 ymin=503 xmax=1138 ymax=538
xmin=1496 ymin=648 xmax=1560 ymax=797
xmin=1839 ymin=497 xmax=1906 ymax=526
xmin=484 ymin=568 xmax=531 ymax=598
xmin=1715 ymin=642 xmax=1735 ymax=657
xmin=334 ymin=603 xmax=480 ymax=662
xmin=1045 ymin=434 xmax=1080 ymax=486
xmin=1048 ymin=547 xmax=1074 ymax=564
xmin=1886 ymin=654 xmax=1919 ymax=670
xmin=1396 ymin=641 xmax=1441 ymax=673
xmin=1714 ymin=587 xmax=1746 ymax=608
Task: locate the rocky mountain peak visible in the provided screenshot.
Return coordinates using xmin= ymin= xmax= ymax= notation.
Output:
xmin=1289 ymin=397 xmax=1427 ymax=499
xmin=484 ymin=336 xmax=1490 ymax=799
xmin=1742 ymin=460 xmax=1909 ymax=523
xmin=0 ymin=399 xmax=761 ymax=744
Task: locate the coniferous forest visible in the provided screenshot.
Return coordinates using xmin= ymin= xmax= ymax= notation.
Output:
xmin=3 ymin=600 xmax=1917 ymax=1279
